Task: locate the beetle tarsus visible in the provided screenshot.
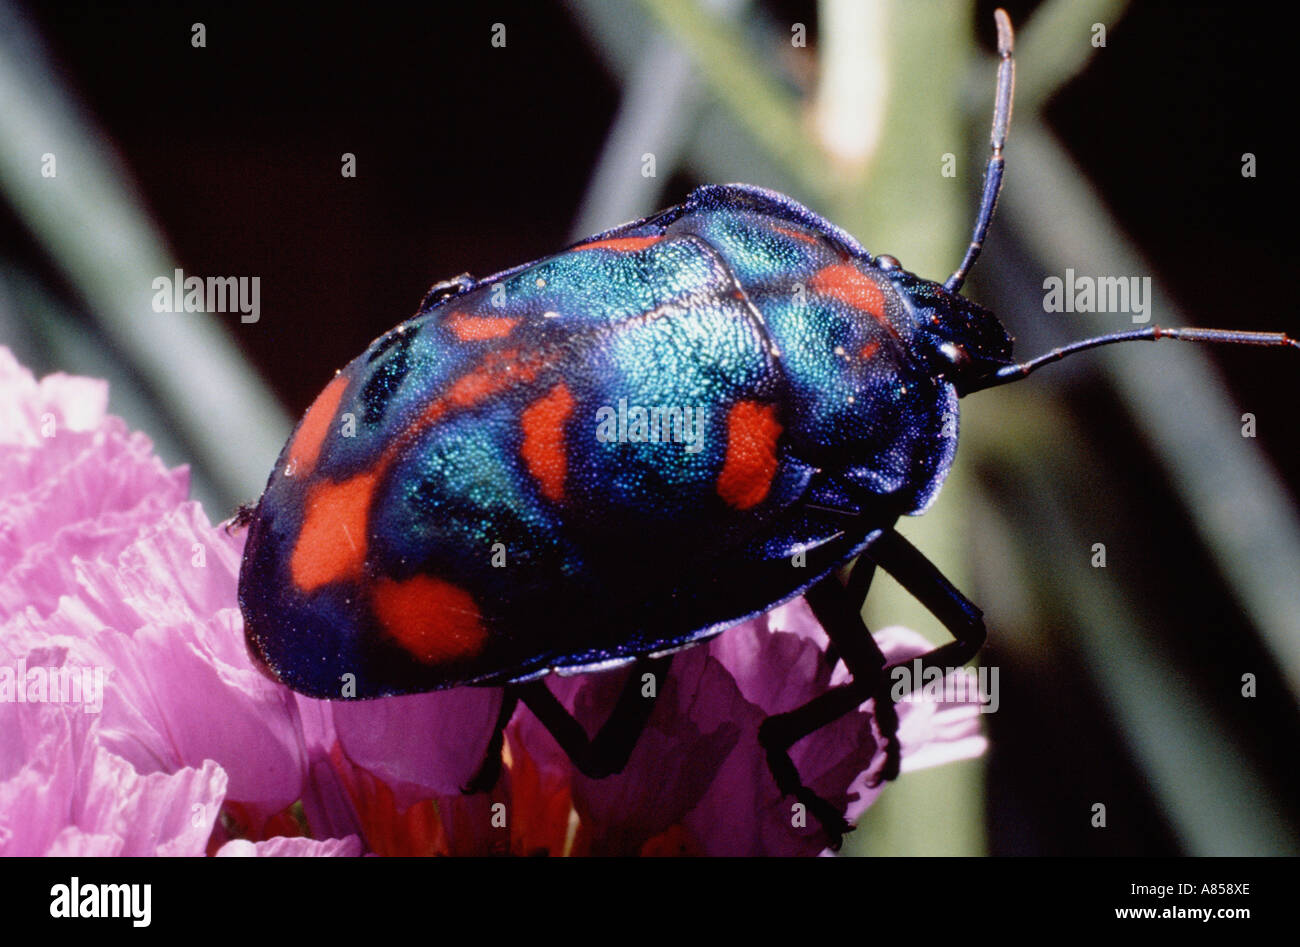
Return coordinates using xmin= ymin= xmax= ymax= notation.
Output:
xmin=865 ymin=682 xmax=902 ymax=786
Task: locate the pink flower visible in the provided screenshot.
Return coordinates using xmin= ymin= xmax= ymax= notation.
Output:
xmin=0 ymin=347 xmax=985 ymax=856
xmin=0 ymin=348 xmax=353 ymax=855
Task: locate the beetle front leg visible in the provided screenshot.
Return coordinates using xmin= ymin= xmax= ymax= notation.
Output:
xmin=861 ymin=527 xmax=988 ymax=674
xmin=760 ymin=528 xmax=987 ymax=849
xmin=516 ymin=655 xmax=673 ymax=779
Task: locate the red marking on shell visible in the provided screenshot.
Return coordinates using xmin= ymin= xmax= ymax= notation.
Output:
xmin=294 ymin=349 xmax=554 ymax=584
xmin=810 ymin=264 xmax=898 ymax=338
xmin=290 ymin=470 xmax=379 ymax=591
xmin=380 ymin=349 xmax=550 ymax=472
xmin=520 ymin=382 xmax=575 ymax=503
xmin=447 ymin=349 xmax=540 ymax=409
xmin=287 ymin=374 xmax=349 ymax=476
xmin=717 ymin=401 xmax=782 ymax=510
xmin=771 ymin=224 xmax=821 ymax=246
xmin=372 ymin=575 xmax=488 ymax=664
xmin=574 ymin=236 xmax=663 ymax=252
xmin=446 ymin=312 xmax=521 ymax=341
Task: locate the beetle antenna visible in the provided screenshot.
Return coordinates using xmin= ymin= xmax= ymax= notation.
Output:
xmin=945 ymin=8 xmax=1015 ymax=294
xmin=964 ymin=326 xmax=1300 ymax=394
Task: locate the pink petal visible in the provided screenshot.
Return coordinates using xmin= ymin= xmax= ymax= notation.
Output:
xmin=215 ymin=834 xmax=362 ymax=857
xmin=330 ymin=687 xmax=502 ymax=804
xmin=73 ymin=750 xmax=228 ymax=857
xmin=532 ymin=650 xmax=750 ymax=855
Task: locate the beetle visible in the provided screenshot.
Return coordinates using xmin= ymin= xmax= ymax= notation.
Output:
xmin=237 ymin=10 xmax=1296 ymax=848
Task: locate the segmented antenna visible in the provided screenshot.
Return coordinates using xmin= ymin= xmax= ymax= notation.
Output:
xmin=944 ymin=11 xmax=1298 ymax=394
xmin=946 ymin=8 xmax=1015 ymax=294
xmin=964 ymin=327 xmax=1300 ymax=395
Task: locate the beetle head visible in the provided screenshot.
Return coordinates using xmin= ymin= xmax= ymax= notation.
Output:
xmin=877 ymin=257 xmax=1014 ymax=395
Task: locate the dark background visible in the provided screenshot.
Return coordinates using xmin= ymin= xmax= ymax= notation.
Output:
xmin=4 ymin=0 xmax=1297 ymax=856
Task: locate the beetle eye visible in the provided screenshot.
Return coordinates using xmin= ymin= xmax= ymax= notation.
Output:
xmin=876 ymin=254 xmax=901 ymax=271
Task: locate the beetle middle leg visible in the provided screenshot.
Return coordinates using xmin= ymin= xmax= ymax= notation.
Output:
xmin=821 ymin=556 xmax=879 ymax=673
xmin=462 ymin=690 xmax=521 ymax=793
xmin=501 ymin=655 xmax=673 ymax=782
xmin=758 ymin=564 xmax=896 ymax=850
xmin=760 ymin=526 xmax=987 ymax=849
xmin=808 ymin=565 xmax=902 ymax=784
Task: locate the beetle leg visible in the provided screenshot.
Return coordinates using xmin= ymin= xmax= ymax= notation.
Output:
xmin=807 ymin=565 xmax=902 ymax=783
xmin=462 ymin=690 xmax=520 ymax=794
xmin=759 ymin=675 xmax=889 ymax=850
xmin=759 ymin=528 xmax=987 ymax=849
xmin=820 ymin=559 xmax=876 ymax=671
xmin=861 ymin=527 xmax=988 ymax=676
xmin=846 ymin=551 xmax=878 ymax=604
xmin=853 ymin=529 xmax=986 ymax=778
xmin=758 ymin=571 xmax=897 ymax=850
xmin=419 ymin=271 xmax=475 ymax=310
xmin=807 ymin=569 xmax=884 ymax=678
xmin=516 ymin=656 xmax=672 ymax=779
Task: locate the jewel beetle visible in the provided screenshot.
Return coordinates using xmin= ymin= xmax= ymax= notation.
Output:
xmin=237 ymin=10 xmax=1297 ymax=847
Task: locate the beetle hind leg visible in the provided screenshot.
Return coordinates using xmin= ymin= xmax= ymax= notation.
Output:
xmin=464 ymin=655 xmax=672 ymax=793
